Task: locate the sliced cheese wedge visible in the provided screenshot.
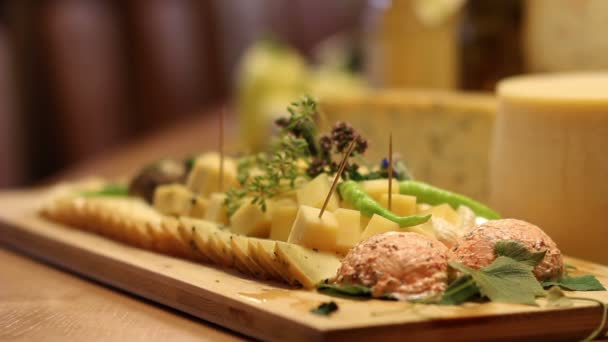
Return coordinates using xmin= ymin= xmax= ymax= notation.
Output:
xmin=230 ymin=235 xmax=267 ymax=279
xmin=247 ymin=239 xmax=285 ymax=282
xmin=177 ymin=217 xmax=219 ymax=262
xmin=191 ymin=221 xmax=225 ymax=265
xmin=274 ymin=242 xmax=341 ymax=289
xmin=252 ymin=239 xmax=293 ymax=284
xmin=209 ymin=231 xmax=235 ymax=268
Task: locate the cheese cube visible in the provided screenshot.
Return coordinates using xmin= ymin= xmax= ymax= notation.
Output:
xmin=360 ymin=214 xmax=399 ymax=241
xmin=420 ymin=203 xmax=460 ymax=225
xmin=296 ymin=174 xmax=338 ymax=212
xmin=229 ymin=200 xmax=271 ymax=238
xmin=360 ymin=179 xmax=399 ymax=202
xmin=153 ymin=184 xmax=193 ymax=216
xmin=407 ymin=222 xmax=437 ymax=240
xmin=334 ymin=208 xmax=361 ymax=254
xmin=204 ymin=193 xmax=229 ymax=225
xmin=379 ymin=193 xmax=417 ymax=216
xmin=287 ymin=205 xmax=339 ymax=252
xmin=269 ymin=199 xmax=298 ymax=241
xmin=186 ymin=153 xmax=239 ymax=196
xmin=189 ymin=196 xmax=208 ymax=218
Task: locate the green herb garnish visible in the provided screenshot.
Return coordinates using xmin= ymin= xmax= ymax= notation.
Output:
xmin=317 ymin=283 xmax=372 ymax=298
xmin=446 ymin=257 xmax=545 ymax=306
xmin=439 ymin=275 xmax=480 ymax=305
xmin=310 ymin=301 xmax=339 ymax=316
xmin=545 ymin=286 xmax=608 ymax=342
xmin=494 ymin=240 xmax=546 ymax=267
xmin=543 ymin=275 xmax=606 ymax=291
xmin=81 ymin=184 xmax=128 ymax=197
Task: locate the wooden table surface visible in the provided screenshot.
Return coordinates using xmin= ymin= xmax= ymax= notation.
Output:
xmin=0 ymin=112 xmax=249 ymax=341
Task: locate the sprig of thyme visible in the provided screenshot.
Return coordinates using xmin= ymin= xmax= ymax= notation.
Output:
xmin=225 ymin=96 xmax=317 ymax=216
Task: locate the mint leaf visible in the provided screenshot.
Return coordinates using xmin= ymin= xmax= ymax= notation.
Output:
xmin=310 ymin=301 xmax=338 ymax=316
xmin=494 ymin=240 xmax=546 ymax=267
xmin=449 ymin=256 xmax=545 ymax=305
xmin=543 ymin=275 xmax=606 ymax=291
xmin=317 ymin=284 xmax=372 ymax=298
xmin=440 ymin=275 xmax=480 ymax=305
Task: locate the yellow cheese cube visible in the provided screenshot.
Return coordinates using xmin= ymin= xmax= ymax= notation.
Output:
xmin=204 ymin=193 xmax=229 ymax=225
xmin=153 ymin=184 xmax=193 ymax=216
xmin=334 ymin=208 xmax=361 ymax=254
xmin=379 ymin=193 xmax=417 ymax=216
xmin=186 ymin=153 xmax=239 ymax=196
xmin=287 ymin=205 xmax=339 ymax=252
xmin=229 ymin=200 xmax=271 ymax=237
xmin=269 ymin=199 xmax=298 ymax=241
xmin=360 ymin=179 xmax=399 ymax=202
xmin=420 ymin=203 xmax=460 ymax=225
xmin=189 ymin=196 xmax=208 ymax=218
xmin=360 ymin=214 xmax=399 ymax=241
xmin=407 ymin=222 xmax=437 ymax=240
xmin=296 ymin=174 xmax=338 ymax=212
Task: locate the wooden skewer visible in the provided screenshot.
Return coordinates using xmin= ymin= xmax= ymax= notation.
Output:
xmin=319 ymin=139 xmax=357 ymax=218
xmin=388 ymin=132 xmax=393 ymax=211
xmin=219 ymin=107 xmax=225 ymax=192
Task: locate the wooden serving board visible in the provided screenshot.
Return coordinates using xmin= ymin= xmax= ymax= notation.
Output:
xmin=1 ymin=190 xmax=607 ymax=341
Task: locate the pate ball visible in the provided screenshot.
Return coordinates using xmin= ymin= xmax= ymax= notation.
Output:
xmin=451 ymin=219 xmax=564 ymax=281
xmin=335 ymin=232 xmax=453 ymax=301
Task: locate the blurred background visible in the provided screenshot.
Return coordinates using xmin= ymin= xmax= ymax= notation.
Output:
xmin=0 ymin=0 xmax=607 ymax=188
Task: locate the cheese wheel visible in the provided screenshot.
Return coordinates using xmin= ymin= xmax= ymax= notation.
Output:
xmin=321 ymin=90 xmax=496 ymax=201
xmin=491 ymin=72 xmax=608 ymax=263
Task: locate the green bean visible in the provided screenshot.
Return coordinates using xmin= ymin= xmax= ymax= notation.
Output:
xmin=338 ymin=180 xmax=431 ymax=228
xmin=399 ymin=180 xmax=500 ymax=219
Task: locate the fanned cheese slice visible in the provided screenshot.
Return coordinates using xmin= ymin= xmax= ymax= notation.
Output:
xmin=274 ymin=242 xmax=341 ymax=288
xmin=176 ymin=218 xmax=211 ymax=262
xmin=191 ymin=221 xmax=225 ymax=265
xmin=253 ymin=239 xmax=294 ymax=284
xmin=230 ymin=236 xmax=267 ymax=279
xmin=209 ymin=231 xmax=235 ymax=268
xmin=247 ymin=239 xmax=285 ymax=282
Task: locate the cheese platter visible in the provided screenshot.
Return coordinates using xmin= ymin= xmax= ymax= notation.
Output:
xmin=2 ymin=93 xmax=607 ymax=341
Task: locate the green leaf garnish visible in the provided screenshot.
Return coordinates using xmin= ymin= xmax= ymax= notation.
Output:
xmin=317 ymin=283 xmax=372 ymax=298
xmin=494 ymin=240 xmax=546 ymax=267
xmin=449 ymin=256 xmax=545 ymax=305
xmin=439 ymin=275 xmax=480 ymax=305
xmin=310 ymin=301 xmax=338 ymax=316
xmin=543 ymin=275 xmax=606 ymax=291
xmin=81 ymin=184 xmax=128 ymax=197
xmin=545 ymin=286 xmax=573 ymax=308
xmin=544 ymin=286 xmax=607 ymax=342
